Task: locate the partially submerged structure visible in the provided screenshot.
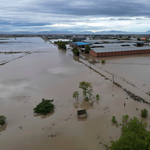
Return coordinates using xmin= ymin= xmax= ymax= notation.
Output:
xmin=89 ymin=42 xmax=150 ymax=57
xmin=70 ymin=40 xmax=150 ymax=57
xmin=77 ymin=109 xmax=87 ymax=118
xmin=70 ymin=42 xmax=91 ymax=48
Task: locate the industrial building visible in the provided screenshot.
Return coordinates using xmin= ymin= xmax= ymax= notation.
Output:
xmin=70 ymin=42 xmax=91 ymax=48
xmin=90 ymin=43 xmax=150 ymax=57
xmin=70 ymin=40 xmax=150 ymax=57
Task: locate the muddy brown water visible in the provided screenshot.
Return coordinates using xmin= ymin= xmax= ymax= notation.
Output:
xmin=0 ymin=38 xmax=150 ymax=150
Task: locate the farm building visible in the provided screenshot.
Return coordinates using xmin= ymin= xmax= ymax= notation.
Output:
xmin=89 ymin=43 xmax=150 ymax=57
xmin=70 ymin=42 xmax=91 ymax=48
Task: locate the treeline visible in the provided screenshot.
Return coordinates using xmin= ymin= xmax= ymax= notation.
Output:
xmin=54 ymin=41 xmax=70 ymax=50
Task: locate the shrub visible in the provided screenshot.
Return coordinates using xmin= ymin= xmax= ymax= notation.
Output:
xmin=141 ymin=108 xmax=148 ymax=118
xmin=111 ymin=116 xmax=117 ymax=124
xmin=101 ymin=60 xmax=105 ymax=64
xmin=122 ymin=115 xmax=129 ymax=121
xmin=0 ymin=116 xmax=6 ymax=125
xmin=96 ymin=94 xmax=99 ymax=100
xmin=122 ymin=115 xmax=129 ymax=125
xmin=34 ymin=98 xmax=54 ymax=115
xmin=73 ymin=91 xmax=79 ymax=100
xmin=85 ymin=97 xmax=89 ymax=102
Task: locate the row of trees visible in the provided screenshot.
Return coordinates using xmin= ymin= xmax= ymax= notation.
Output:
xmin=54 ymin=41 xmax=70 ymax=50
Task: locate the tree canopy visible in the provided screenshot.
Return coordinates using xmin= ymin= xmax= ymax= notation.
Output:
xmin=79 ymin=81 xmax=93 ymax=98
xmin=109 ymin=116 xmax=150 ymax=150
xmin=55 ymin=41 xmax=68 ymax=50
xmin=73 ymin=91 xmax=79 ymax=100
xmin=85 ymin=45 xmax=91 ymax=54
xmin=137 ymin=37 xmax=141 ymax=41
xmin=73 ymin=47 xmax=79 ymax=56
xmin=34 ymin=98 xmax=54 ymax=115
xmin=0 ymin=116 xmax=6 ymax=125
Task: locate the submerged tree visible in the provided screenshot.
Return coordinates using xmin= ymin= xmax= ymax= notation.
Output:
xmin=33 ymin=98 xmax=54 ymax=115
xmin=101 ymin=60 xmax=105 ymax=64
xmin=141 ymin=108 xmax=148 ymax=118
xmin=73 ymin=91 xmax=79 ymax=101
xmin=96 ymin=94 xmax=99 ymax=100
xmin=0 ymin=116 xmax=6 ymax=125
xmin=109 ymin=116 xmax=150 ymax=150
xmin=79 ymin=81 xmax=93 ymax=99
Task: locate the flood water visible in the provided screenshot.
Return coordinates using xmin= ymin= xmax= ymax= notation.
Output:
xmin=0 ymin=37 xmax=150 ymax=150
xmin=0 ymin=37 xmax=54 ymax=65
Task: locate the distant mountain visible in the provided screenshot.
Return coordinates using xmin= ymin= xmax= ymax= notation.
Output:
xmin=37 ymin=31 xmax=74 ymax=34
xmin=1 ymin=30 xmax=150 ymax=35
xmin=97 ymin=30 xmax=128 ymax=34
xmin=145 ymin=30 xmax=150 ymax=33
xmin=79 ymin=31 xmax=94 ymax=34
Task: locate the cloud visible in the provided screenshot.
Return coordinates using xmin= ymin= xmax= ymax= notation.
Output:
xmin=0 ymin=0 xmax=150 ymax=32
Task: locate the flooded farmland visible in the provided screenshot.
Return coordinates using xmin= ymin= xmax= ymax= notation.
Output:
xmin=0 ymin=37 xmax=150 ymax=150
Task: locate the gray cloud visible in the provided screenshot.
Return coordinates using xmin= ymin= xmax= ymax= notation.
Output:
xmin=0 ymin=0 xmax=150 ymax=32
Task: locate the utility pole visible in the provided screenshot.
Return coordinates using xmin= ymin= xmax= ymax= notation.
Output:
xmin=112 ymin=74 xmax=114 ymax=83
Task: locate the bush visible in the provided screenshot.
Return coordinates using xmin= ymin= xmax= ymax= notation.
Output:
xmin=111 ymin=116 xmax=117 ymax=124
xmin=73 ymin=47 xmax=79 ymax=56
xmin=85 ymin=97 xmax=89 ymax=102
xmin=137 ymin=37 xmax=141 ymax=41
xmin=101 ymin=60 xmax=105 ymax=64
xmin=141 ymin=108 xmax=148 ymax=118
xmin=122 ymin=115 xmax=129 ymax=125
xmin=0 ymin=116 xmax=6 ymax=125
xmin=96 ymin=94 xmax=99 ymax=100
xmin=34 ymin=98 xmax=54 ymax=115
xmin=73 ymin=91 xmax=79 ymax=100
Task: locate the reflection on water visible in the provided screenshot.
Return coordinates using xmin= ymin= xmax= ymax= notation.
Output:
xmin=73 ymin=99 xmax=99 ymax=110
xmin=0 ymin=124 xmax=7 ymax=132
xmin=78 ymin=118 xmax=87 ymax=121
xmin=1 ymin=37 xmax=150 ymax=150
xmin=0 ymin=37 xmax=54 ymax=65
xmin=34 ymin=112 xmax=54 ymax=119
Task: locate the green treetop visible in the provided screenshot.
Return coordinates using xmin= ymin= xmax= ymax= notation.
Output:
xmin=85 ymin=45 xmax=91 ymax=54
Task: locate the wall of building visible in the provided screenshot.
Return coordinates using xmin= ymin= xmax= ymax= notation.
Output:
xmin=90 ymin=49 xmax=150 ymax=57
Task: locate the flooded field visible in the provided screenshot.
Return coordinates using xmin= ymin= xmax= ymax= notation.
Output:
xmin=0 ymin=37 xmax=54 ymax=65
xmin=0 ymin=38 xmax=150 ymax=150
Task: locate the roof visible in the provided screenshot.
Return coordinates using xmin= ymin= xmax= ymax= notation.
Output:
xmin=83 ymin=40 xmax=103 ymax=44
xmin=91 ymin=43 xmax=150 ymax=53
xmin=84 ymin=40 xmax=145 ymax=44
xmin=91 ymin=43 xmax=137 ymax=48
xmin=71 ymin=42 xmax=91 ymax=46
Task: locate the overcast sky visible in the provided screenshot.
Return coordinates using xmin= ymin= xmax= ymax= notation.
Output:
xmin=1 ymin=0 xmax=150 ymax=33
